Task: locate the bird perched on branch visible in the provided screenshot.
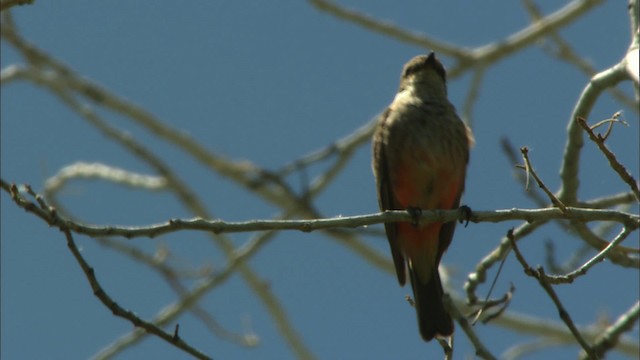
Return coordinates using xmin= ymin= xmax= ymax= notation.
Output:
xmin=372 ymin=52 xmax=472 ymax=341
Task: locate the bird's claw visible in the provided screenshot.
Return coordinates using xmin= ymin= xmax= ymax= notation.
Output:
xmin=407 ymin=207 xmax=422 ymax=227
xmin=459 ymin=205 xmax=472 ymax=227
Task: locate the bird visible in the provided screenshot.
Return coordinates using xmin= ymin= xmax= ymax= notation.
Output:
xmin=372 ymin=52 xmax=472 ymax=341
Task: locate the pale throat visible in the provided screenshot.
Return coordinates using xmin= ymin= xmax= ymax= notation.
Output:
xmin=395 ymin=77 xmax=446 ymax=104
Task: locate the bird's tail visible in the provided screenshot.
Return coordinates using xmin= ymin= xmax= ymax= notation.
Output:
xmin=408 ymin=264 xmax=454 ymax=341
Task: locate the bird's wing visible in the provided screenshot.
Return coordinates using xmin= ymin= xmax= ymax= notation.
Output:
xmin=373 ymin=109 xmax=406 ymax=285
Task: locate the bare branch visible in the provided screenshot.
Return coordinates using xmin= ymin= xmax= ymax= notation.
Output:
xmin=308 ymin=0 xmax=467 ymax=58
xmin=523 ymin=0 xmax=639 ymax=112
xmin=4 ymin=181 xmax=638 ymax=239
xmin=580 ymin=191 xmax=638 ymax=208
xmin=0 ymin=20 xmax=301 ymax=210
xmin=465 ymin=221 xmax=544 ymax=304
xmin=585 ymin=301 xmax=640 ymax=359
xmin=520 ymin=147 xmax=569 ymax=212
xmin=450 ymin=0 xmax=605 ymax=77
xmin=508 ymin=232 xmax=598 ymax=359
xmin=91 ymin=229 xmax=273 ymax=359
xmin=309 ymin=0 xmax=605 ymax=79
xmin=61 ymin=224 xmax=211 ymax=359
xmin=443 ymin=294 xmax=497 ymax=360
xmin=576 ymin=117 xmax=640 ymax=201
xmin=626 ymin=0 xmax=639 ymax=86
xmin=2 ymin=2 xmax=638 ymax=358
xmin=95 ymin=236 xmax=257 ymax=348
xmin=501 ymin=137 xmax=550 ymax=207
xmin=559 ymin=53 xmax=633 ymax=205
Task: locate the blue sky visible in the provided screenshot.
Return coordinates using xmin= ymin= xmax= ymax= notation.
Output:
xmin=2 ymin=1 xmax=638 ymax=359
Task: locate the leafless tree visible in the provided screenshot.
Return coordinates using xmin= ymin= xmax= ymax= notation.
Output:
xmin=1 ymin=1 xmax=638 ymax=359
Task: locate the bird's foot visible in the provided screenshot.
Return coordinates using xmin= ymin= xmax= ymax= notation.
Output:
xmin=459 ymin=205 xmax=472 ymax=227
xmin=407 ymin=207 xmax=422 ymax=227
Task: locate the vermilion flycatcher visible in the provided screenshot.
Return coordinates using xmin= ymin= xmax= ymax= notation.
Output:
xmin=372 ymin=53 xmax=471 ymax=341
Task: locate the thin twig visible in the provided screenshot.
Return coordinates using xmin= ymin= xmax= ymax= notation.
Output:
xmin=471 ymin=254 xmax=512 ymax=325
xmin=308 ymin=0 xmax=467 ymax=59
xmin=541 ymin=227 xmax=633 ymax=285
xmin=520 ymin=147 xmax=569 ymax=212
xmin=585 ymin=301 xmax=640 ymax=359
xmin=500 ymin=137 xmax=553 ymax=207
xmin=443 ymin=294 xmax=497 ymax=360
xmin=0 ymin=19 xmax=301 ymax=210
xmin=508 ymin=232 xmax=598 ymax=359
xmin=436 ymin=336 xmax=453 ymax=360
xmin=569 ymin=221 xmax=639 ymax=267
xmin=523 ymin=1 xmax=638 ymax=113
xmin=61 ymin=226 xmax=212 ymax=359
xmin=465 ymin=221 xmax=545 ymax=304
xmin=91 ymin=229 xmax=276 ymax=359
xmin=96 ymin=237 xmax=257 ymax=348
xmin=579 ymin=191 xmax=637 ymax=209
xmin=309 ymin=0 xmax=605 ymax=78
xmin=576 ymin=117 xmax=640 ymax=201
xmin=502 ymin=337 xmax=567 ymax=360
xmin=561 ymin=227 xmax=635 ymax=282
xmin=450 ymin=0 xmax=605 ymax=77
xmin=536 ymin=267 xmax=598 ymax=359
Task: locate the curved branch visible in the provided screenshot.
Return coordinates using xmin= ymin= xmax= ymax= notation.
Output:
xmin=559 ymin=63 xmax=630 ymax=205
